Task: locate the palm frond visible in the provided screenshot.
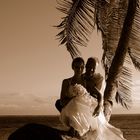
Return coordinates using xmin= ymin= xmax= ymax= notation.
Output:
xmin=127 ymin=1 xmax=140 ymax=70
xmin=115 ymin=0 xmax=140 ymax=108
xmin=95 ymin=0 xmax=128 ymax=75
xmin=116 ymin=64 xmax=133 ymax=109
xmin=56 ymin=0 xmax=95 ymax=58
xmin=128 ymin=48 xmax=140 ymax=70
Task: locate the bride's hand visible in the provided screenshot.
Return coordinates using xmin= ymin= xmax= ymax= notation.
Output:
xmin=93 ymin=105 xmax=101 ymax=117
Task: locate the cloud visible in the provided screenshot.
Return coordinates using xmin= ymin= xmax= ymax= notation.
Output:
xmin=0 ymin=104 xmax=20 ymax=109
xmin=26 ymin=93 xmax=58 ymax=104
xmin=0 ymin=92 xmax=21 ymax=98
xmin=0 ymin=94 xmax=58 ymax=115
xmin=0 ymin=91 xmax=59 ymax=107
xmin=0 ymin=92 xmax=57 ymax=108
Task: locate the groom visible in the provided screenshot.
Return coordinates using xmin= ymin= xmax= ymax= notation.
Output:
xmin=83 ymin=57 xmax=103 ymax=116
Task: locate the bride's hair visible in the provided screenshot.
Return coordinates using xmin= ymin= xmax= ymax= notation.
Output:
xmin=72 ymin=57 xmax=85 ymax=69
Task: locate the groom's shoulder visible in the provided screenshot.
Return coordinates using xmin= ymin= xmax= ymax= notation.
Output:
xmin=62 ymin=77 xmax=73 ymax=83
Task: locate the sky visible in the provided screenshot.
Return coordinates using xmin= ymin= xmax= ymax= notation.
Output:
xmin=0 ymin=0 xmax=140 ymax=115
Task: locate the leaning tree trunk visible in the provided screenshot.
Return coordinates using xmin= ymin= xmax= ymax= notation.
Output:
xmin=103 ymin=0 xmax=137 ymax=121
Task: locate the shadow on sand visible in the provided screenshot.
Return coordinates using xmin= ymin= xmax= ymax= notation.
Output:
xmin=8 ymin=123 xmax=69 ymax=140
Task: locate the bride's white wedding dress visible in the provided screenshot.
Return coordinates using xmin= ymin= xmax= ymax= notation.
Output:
xmin=60 ymin=84 xmax=126 ymax=140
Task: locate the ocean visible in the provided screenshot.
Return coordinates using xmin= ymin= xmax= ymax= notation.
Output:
xmin=0 ymin=114 xmax=139 ymax=140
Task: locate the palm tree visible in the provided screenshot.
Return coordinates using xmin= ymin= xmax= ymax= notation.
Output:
xmin=56 ymin=0 xmax=140 ymax=121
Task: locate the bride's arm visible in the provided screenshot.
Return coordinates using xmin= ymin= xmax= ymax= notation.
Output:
xmin=92 ymin=87 xmax=103 ymax=116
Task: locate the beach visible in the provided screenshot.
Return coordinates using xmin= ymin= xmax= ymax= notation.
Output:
xmin=0 ymin=114 xmax=139 ymax=140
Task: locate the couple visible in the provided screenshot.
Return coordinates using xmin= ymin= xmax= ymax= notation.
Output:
xmin=56 ymin=57 xmax=126 ymax=140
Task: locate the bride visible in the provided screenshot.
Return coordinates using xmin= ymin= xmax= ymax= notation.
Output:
xmin=58 ymin=57 xmax=126 ymax=140
xmin=60 ymin=84 xmax=126 ymax=140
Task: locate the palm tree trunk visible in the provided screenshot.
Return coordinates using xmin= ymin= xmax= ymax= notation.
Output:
xmin=103 ymin=0 xmax=137 ymax=121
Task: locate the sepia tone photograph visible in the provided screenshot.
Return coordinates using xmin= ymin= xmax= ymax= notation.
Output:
xmin=0 ymin=0 xmax=140 ymax=140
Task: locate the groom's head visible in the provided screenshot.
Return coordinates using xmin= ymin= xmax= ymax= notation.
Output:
xmin=85 ymin=57 xmax=99 ymax=77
